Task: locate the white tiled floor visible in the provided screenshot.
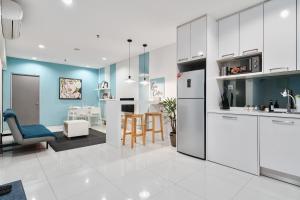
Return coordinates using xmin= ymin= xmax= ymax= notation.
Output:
xmin=1 ymin=137 xmax=300 ymax=200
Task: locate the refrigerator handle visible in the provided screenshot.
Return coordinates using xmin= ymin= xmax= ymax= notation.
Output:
xmin=187 ymin=79 xmax=191 ymax=88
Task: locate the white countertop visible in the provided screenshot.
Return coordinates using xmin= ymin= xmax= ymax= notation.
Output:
xmin=208 ymin=108 xmax=300 ymax=119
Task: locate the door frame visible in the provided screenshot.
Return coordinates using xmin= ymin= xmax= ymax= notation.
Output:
xmin=11 ymin=73 xmax=40 ymax=123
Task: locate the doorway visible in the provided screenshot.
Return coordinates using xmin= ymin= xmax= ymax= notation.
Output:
xmin=11 ymin=74 xmax=40 ymax=125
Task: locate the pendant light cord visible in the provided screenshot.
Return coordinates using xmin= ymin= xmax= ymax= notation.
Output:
xmin=143 ymin=44 xmax=147 ymax=80
xmin=127 ymin=39 xmax=132 ymax=77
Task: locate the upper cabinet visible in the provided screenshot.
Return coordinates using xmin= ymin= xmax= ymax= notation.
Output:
xmin=177 ymin=23 xmax=190 ymax=63
xmin=240 ymin=5 xmax=263 ymax=56
xmin=264 ymin=0 xmax=297 ymax=72
xmin=177 ymin=16 xmax=207 ymax=63
xmin=297 ymin=0 xmax=300 ymax=70
xmin=191 ymin=17 xmax=207 ymax=60
xmin=218 ymin=14 xmax=239 ymax=59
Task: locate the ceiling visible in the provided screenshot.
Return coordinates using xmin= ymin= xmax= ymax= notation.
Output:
xmin=5 ymin=0 xmax=263 ymax=68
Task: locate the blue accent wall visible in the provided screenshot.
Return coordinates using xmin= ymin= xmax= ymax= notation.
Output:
xmin=3 ymin=57 xmax=99 ymax=127
xmin=110 ymin=64 xmax=116 ymax=98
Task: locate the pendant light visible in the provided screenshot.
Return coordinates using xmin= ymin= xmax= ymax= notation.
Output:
xmin=125 ymin=39 xmax=136 ymax=83
xmin=140 ymin=43 xmax=149 ymax=85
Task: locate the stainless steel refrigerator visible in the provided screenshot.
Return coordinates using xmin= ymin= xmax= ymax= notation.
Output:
xmin=177 ymin=69 xmax=205 ymax=159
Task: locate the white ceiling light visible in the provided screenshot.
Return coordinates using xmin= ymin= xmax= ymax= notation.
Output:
xmin=62 ymin=0 xmax=73 ymax=6
xmin=102 ymin=57 xmax=107 ymax=61
xmin=38 ymin=44 xmax=45 ymax=49
xmin=125 ymin=39 xmax=136 ymax=83
xmin=280 ymin=9 xmax=290 ymax=18
xmin=32 ymin=57 xmax=37 ymax=60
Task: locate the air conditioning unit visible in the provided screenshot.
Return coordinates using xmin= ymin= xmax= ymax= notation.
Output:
xmin=1 ymin=0 xmax=23 ymax=39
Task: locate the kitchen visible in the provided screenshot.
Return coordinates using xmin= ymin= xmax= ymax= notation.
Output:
xmin=177 ymin=0 xmax=300 ymax=187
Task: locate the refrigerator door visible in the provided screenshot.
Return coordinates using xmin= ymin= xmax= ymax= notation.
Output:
xmin=177 ymin=69 xmax=205 ymax=99
xmin=177 ymin=98 xmax=205 ymax=159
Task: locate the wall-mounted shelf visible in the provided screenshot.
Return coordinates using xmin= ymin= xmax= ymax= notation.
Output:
xmin=216 ymin=70 xmax=300 ymax=80
xmin=95 ymin=88 xmax=110 ymax=91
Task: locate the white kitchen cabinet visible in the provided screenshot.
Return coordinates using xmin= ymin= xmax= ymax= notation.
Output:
xmin=177 ymin=23 xmax=190 ymax=63
xmin=207 ymin=113 xmax=258 ymax=174
xmin=240 ymin=4 xmax=263 ymax=56
xmin=218 ymin=14 xmax=239 ymax=59
xmin=260 ymin=117 xmax=300 ymax=177
xmin=191 ymin=17 xmax=207 ymax=60
xmin=264 ymin=0 xmax=297 ymax=73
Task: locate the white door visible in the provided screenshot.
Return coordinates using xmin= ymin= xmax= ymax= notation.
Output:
xmin=177 ymin=23 xmax=190 ymax=63
xmin=218 ymin=14 xmax=239 ymax=59
xmin=240 ymin=4 xmax=263 ymax=56
xmin=191 ymin=16 xmax=207 ymax=60
xmin=260 ymin=117 xmax=300 ymax=177
xmin=207 ymin=113 xmax=258 ymax=174
xmin=264 ymin=0 xmax=297 ymax=72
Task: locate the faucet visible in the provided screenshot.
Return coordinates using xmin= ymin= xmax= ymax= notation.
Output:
xmin=281 ymin=89 xmax=296 ymax=113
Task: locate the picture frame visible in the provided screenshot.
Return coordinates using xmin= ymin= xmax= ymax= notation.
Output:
xmin=59 ymin=77 xmax=82 ymax=100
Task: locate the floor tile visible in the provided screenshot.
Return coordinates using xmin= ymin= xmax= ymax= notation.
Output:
xmin=245 ymin=176 xmax=300 ymax=200
xmin=48 ymin=168 xmax=109 ymax=200
xmin=177 ymin=170 xmax=246 ymax=200
xmin=109 ymin=168 xmax=172 ymax=200
xmin=149 ymin=184 xmax=203 ymax=200
xmin=24 ymin=180 xmax=57 ymax=200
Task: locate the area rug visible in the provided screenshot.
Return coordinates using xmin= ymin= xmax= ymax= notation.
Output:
xmin=49 ymin=129 xmax=106 ymax=152
xmin=0 ymin=180 xmax=26 ymax=200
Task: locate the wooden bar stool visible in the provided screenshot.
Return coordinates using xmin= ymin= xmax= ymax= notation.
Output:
xmin=122 ymin=114 xmax=146 ymax=148
xmin=145 ymin=112 xmax=164 ymax=143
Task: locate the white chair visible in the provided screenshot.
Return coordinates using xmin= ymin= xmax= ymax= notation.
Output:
xmin=68 ymin=106 xmax=80 ymax=120
xmin=88 ymin=106 xmax=101 ymax=126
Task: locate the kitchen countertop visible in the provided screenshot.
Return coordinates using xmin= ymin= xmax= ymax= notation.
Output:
xmin=208 ymin=108 xmax=300 ymax=119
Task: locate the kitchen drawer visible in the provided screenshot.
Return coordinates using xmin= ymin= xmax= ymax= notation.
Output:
xmin=260 ymin=117 xmax=300 ymax=177
xmin=207 ymin=113 xmax=258 ymax=174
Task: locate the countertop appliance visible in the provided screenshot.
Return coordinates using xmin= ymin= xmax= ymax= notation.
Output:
xmin=177 ymin=68 xmax=205 ymax=159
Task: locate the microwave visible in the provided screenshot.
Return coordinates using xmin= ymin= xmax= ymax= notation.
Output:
xmin=220 ymin=55 xmax=262 ymax=76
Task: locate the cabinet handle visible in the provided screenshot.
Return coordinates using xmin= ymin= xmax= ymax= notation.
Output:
xmin=221 ymin=53 xmax=235 ymax=58
xmin=222 ymin=115 xmax=237 ymax=120
xmin=178 ymin=58 xmax=188 ymax=62
xmin=269 ymin=67 xmax=289 ymax=72
xmin=272 ymin=120 xmax=294 ymax=125
xmin=242 ymin=49 xmax=258 ymax=55
xmin=192 ymin=55 xmax=204 ymax=59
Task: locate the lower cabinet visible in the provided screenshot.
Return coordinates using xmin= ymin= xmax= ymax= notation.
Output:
xmin=260 ymin=117 xmax=300 ymax=177
xmin=207 ymin=113 xmax=259 ymax=174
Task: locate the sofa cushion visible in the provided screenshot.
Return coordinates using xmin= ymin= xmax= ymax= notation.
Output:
xmin=21 ymin=124 xmax=55 ymax=139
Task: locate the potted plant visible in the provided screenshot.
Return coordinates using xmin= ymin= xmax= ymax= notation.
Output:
xmin=162 ymin=98 xmax=176 ymax=147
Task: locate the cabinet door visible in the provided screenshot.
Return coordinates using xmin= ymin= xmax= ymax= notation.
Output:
xmin=191 ymin=17 xmax=207 ymax=60
xmin=264 ymin=0 xmax=297 ymax=72
xmin=260 ymin=117 xmax=300 ymax=177
xmin=297 ymin=0 xmax=300 ymax=70
xmin=240 ymin=5 xmax=263 ymax=56
xmin=177 ymin=23 xmax=190 ymax=63
xmin=218 ymin=14 xmax=239 ymax=59
xmin=207 ymin=113 xmax=258 ymax=174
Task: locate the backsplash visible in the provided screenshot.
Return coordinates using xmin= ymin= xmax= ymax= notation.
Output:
xmin=224 ymin=74 xmax=300 ymax=108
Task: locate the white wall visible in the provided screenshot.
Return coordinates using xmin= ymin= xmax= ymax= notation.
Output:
xmin=115 ymin=56 xmax=139 ymax=100
xmin=149 ymin=43 xmax=177 ymax=98
xmin=114 ymin=43 xmax=177 ymax=101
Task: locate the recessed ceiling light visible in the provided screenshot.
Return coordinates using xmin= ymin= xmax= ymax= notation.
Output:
xmin=280 ymin=9 xmax=290 ymax=18
xmin=102 ymin=57 xmax=107 ymax=61
xmin=62 ymin=0 xmax=73 ymax=6
xmin=32 ymin=57 xmax=37 ymax=60
xmin=38 ymin=44 xmax=45 ymax=49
